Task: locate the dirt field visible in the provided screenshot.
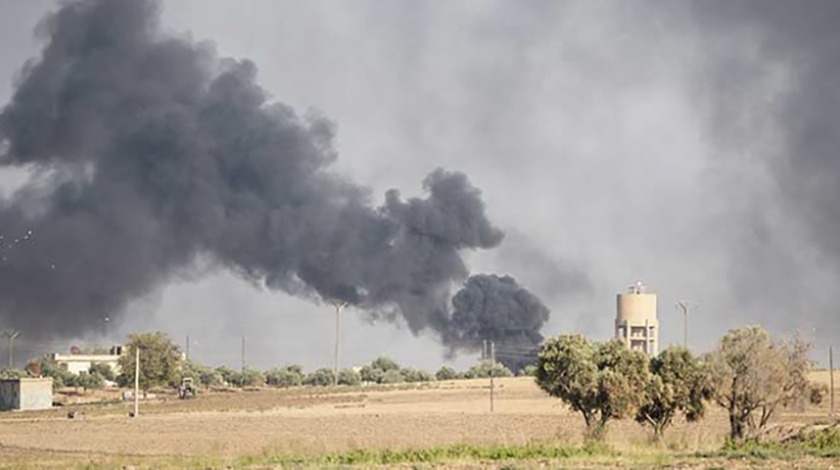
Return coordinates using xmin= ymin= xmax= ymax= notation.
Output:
xmin=0 ymin=375 xmax=838 ymax=468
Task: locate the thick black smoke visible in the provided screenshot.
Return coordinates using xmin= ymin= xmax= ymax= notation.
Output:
xmin=0 ymin=0 xmax=554 ymax=353
xmin=684 ymin=2 xmax=840 ymax=332
xmin=445 ymin=274 xmax=549 ymax=371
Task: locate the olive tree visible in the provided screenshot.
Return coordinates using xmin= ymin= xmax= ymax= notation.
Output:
xmin=536 ymin=335 xmax=649 ymax=439
xmin=117 ymin=332 xmax=182 ymax=392
xmin=706 ymin=326 xmax=812 ymax=441
xmin=636 ymin=347 xmax=709 ymax=439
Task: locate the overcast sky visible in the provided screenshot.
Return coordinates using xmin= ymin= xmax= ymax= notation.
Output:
xmin=0 ymin=1 xmax=836 ymax=370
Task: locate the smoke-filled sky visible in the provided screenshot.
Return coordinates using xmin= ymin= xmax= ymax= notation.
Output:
xmin=0 ymin=0 xmax=836 ymax=370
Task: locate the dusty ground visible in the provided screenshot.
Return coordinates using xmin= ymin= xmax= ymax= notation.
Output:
xmin=0 ymin=376 xmax=837 ymax=468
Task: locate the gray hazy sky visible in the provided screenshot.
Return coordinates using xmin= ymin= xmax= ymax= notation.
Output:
xmin=0 ymin=1 xmax=834 ymax=370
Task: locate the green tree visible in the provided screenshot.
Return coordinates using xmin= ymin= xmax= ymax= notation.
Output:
xmin=400 ymin=368 xmax=434 ymax=383
xmin=435 ymin=366 xmax=458 ymax=381
xmin=359 ymin=365 xmax=384 ymax=384
xmin=266 ymin=367 xmax=303 ymax=387
xmin=371 ymin=357 xmax=400 ymax=373
xmin=536 ymin=335 xmax=650 ymax=440
xmin=74 ymin=372 xmax=105 ymax=391
xmin=338 ymin=368 xmax=361 ymax=386
xmin=706 ymin=326 xmax=813 ymax=442
xmin=214 ymin=365 xmax=238 ymax=385
xmin=636 ymin=347 xmax=709 ymax=439
xmin=89 ymin=362 xmax=116 ymax=382
xmin=116 ymin=332 xmax=182 ymax=392
xmin=304 ymin=368 xmax=335 ymax=387
xmin=199 ymin=369 xmax=224 ymax=387
xmin=231 ymin=367 xmax=265 ymax=387
xmin=381 ymin=369 xmax=404 ymax=384
xmin=466 ymin=360 xmax=513 ymax=379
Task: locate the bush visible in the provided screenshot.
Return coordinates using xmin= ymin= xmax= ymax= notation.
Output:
xmin=371 ymin=357 xmax=400 ymax=373
xmin=89 ymin=362 xmax=116 ymax=382
xmin=214 ymin=366 xmax=238 ymax=385
xmin=338 ymin=369 xmax=362 ymax=386
xmin=360 ymin=365 xmax=384 ymax=384
xmin=230 ymin=367 xmax=265 ymax=387
xmin=178 ymin=361 xmax=208 ymax=384
xmin=72 ymin=372 xmax=105 ymax=390
xmin=266 ymin=368 xmax=303 ymax=388
xmin=401 ymin=368 xmax=434 ymax=383
xmin=0 ymin=369 xmax=26 ymax=379
xmin=435 ymin=366 xmax=457 ymax=381
xmin=199 ymin=370 xmax=224 ymax=387
xmin=381 ymin=369 xmax=404 ymax=384
xmin=520 ymin=364 xmax=538 ymax=377
xmin=467 ymin=360 xmax=513 ymax=379
xmin=304 ymin=368 xmax=335 ymax=387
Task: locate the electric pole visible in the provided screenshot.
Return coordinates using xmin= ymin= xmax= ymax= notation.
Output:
xmin=332 ymin=300 xmax=348 ymax=387
xmin=675 ymin=302 xmax=692 ymax=349
xmin=241 ymin=335 xmax=246 ymax=372
xmin=3 ymin=330 xmax=21 ymax=368
xmin=490 ymin=341 xmax=496 ymax=413
xmin=185 ymin=334 xmax=190 ymax=362
xmin=831 ymin=346 xmax=835 ymax=419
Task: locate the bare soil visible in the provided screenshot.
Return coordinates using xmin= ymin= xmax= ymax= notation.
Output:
xmin=0 ymin=376 xmax=837 ymax=468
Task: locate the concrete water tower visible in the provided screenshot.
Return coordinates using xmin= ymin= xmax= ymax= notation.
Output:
xmin=615 ymin=281 xmax=658 ymax=356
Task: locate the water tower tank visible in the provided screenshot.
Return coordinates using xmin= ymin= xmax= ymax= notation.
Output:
xmin=615 ymin=281 xmax=658 ymax=355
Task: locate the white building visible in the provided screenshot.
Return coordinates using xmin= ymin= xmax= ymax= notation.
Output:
xmin=52 ymin=346 xmax=123 ymax=375
xmin=0 ymin=378 xmax=53 ymax=411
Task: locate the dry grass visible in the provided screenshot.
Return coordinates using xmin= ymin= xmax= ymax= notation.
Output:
xmin=0 ymin=375 xmax=837 ymax=468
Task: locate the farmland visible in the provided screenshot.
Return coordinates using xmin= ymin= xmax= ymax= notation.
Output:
xmin=0 ymin=372 xmax=838 ymax=468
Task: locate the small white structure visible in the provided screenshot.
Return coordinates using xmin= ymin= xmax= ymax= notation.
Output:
xmin=615 ymin=281 xmax=659 ymax=356
xmin=52 ymin=346 xmax=123 ymax=375
xmin=0 ymin=378 xmax=53 ymax=411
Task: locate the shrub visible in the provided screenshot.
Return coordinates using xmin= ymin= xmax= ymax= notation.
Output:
xmin=360 ymin=365 xmax=384 ymax=384
xmin=231 ymin=367 xmax=265 ymax=387
xmin=381 ymin=369 xmax=404 ymax=384
xmin=199 ymin=370 xmax=224 ymax=387
xmin=401 ymin=368 xmax=434 ymax=383
xmin=435 ymin=366 xmax=458 ymax=381
xmin=304 ymin=368 xmax=335 ymax=387
xmin=338 ymin=369 xmax=362 ymax=386
xmin=467 ymin=360 xmax=513 ymax=379
xmin=371 ymin=357 xmax=400 ymax=373
xmin=266 ymin=368 xmax=303 ymax=387
xmin=89 ymin=362 xmax=116 ymax=382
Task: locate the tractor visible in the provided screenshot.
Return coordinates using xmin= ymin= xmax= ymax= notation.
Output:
xmin=178 ymin=377 xmax=197 ymax=399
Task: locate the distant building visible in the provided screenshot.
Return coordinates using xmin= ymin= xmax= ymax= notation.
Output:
xmin=52 ymin=346 xmax=123 ymax=375
xmin=0 ymin=378 xmax=53 ymax=411
xmin=615 ymin=281 xmax=658 ymax=356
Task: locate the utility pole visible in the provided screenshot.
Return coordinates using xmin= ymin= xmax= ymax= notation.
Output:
xmin=185 ymin=334 xmax=190 ymax=362
xmin=675 ymin=302 xmax=691 ymax=349
xmin=489 ymin=341 xmax=496 ymax=413
xmin=331 ymin=301 xmax=348 ymax=387
xmin=3 ymin=330 xmax=21 ymax=368
xmin=831 ymin=346 xmax=835 ymax=420
xmin=133 ymin=347 xmax=140 ymax=418
xmin=241 ymin=335 xmax=246 ymax=372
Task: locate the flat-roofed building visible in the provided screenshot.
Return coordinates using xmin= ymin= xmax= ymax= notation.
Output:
xmin=0 ymin=378 xmax=53 ymax=411
xmin=615 ymin=281 xmax=658 ymax=356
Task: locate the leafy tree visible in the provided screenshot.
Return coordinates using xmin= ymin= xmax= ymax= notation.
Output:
xmin=73 ymin=372 xmax=105 ymax=391
xmin=199 ymin=370 xmax=224 ymax=387
xmin=371 ymin=357 xmax=400 ymax=373
xmin=359 ymin=365 xmax=384 ymax=384
xmin=636 ymin=347 xmax=709 ymax=439
xmin=706 ymin=326 xmax=813 ymax=442
xmin=266 ymin=368 xmax=303 ymax=387
xmin=520 ymin=364 xmax=538 ymax=377
xmin=466 ymin=360 xmax=513 ymax=379
xmin=381 ymin=369 xmax=404 ymax=384
xmin=214 ymin=366 xmax=238 ymax=385
xmin=435 ymin=366 xmax=458 ymax=381
xmin=178 ymin=361 xmax=209 ymax=384
xmin=231 ymin=367 xmax=265 ymax=387
xmin=89 ymin=362 xmax=116 ymax=382
xmin=116 ymin=332 xmax=182 ymax=392
xmin=536 ymin=335 xmax=650 ymax=440
xmin=338 ymin=368 xmax=362 ymax=386
xmin=33 ymin=355 xmax=74 ymax=388
xmin=304 ymin=368 xmax=335 ymax=387
xmin=400 ymin=368 xmax=434 ymax=383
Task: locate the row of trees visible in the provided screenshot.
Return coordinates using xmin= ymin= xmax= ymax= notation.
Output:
xmin=535 ymin=326 xmax=823 ymax=442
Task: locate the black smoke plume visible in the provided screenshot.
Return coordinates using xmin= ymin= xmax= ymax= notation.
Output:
xmin=445 ymin=274 xmax=550 ymax=371
xmin=0 ymin=0 xmax=554 ymax=356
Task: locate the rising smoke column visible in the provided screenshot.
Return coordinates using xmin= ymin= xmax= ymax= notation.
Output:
xmin=445 ymin=274 xmax=550 ymax=371
xmin=0 ymin=0 xmax=557 ymax=354
xmin=683 ymin=2 xmax=840 ymax=332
